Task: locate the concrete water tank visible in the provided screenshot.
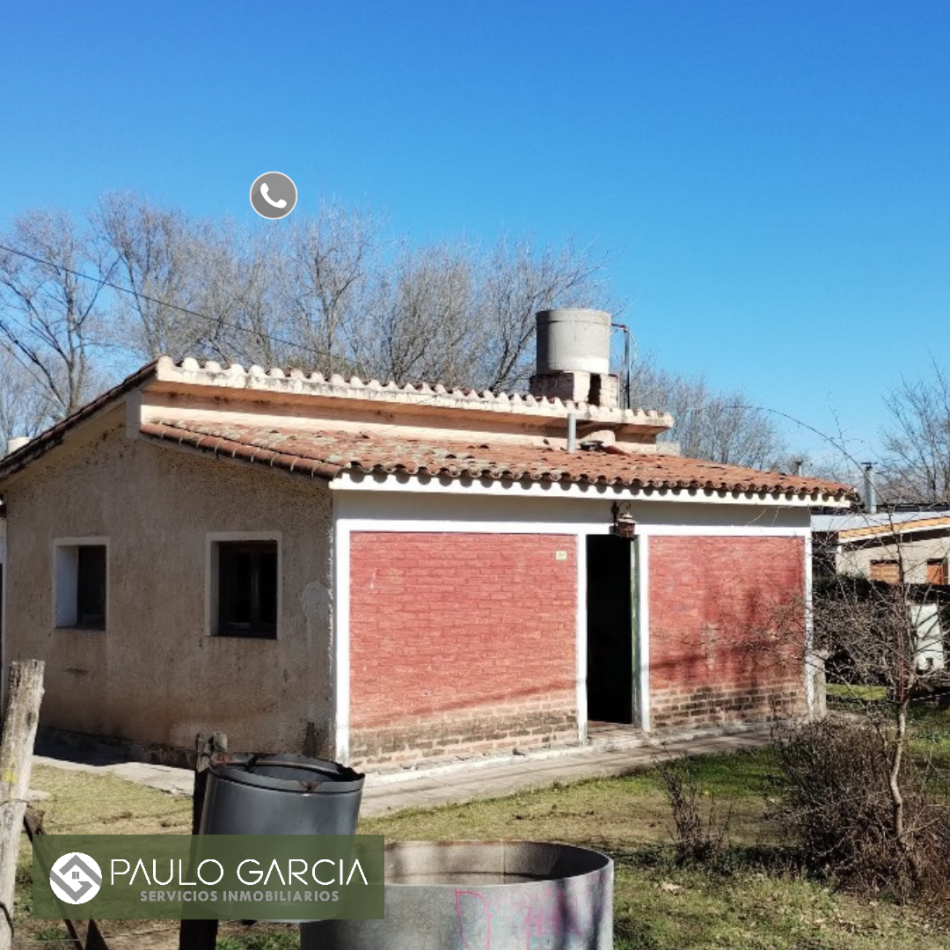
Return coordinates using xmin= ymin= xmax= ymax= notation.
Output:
xmin=303 ymin=840 xmax=613 ymax=949
xmin=536 ymin=308 xmax=612 ymax=376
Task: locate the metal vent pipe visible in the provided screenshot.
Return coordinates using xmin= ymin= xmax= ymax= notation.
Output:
xmin=863 ymin=462 xmax=877 ymax=514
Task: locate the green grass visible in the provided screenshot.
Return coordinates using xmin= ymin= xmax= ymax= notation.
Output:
xmin=216 ymin=932 xmax=300 ymax=950
xmin=827 ymin=683 xmax=888 ymax=703
xmin=359 ymin=748 xmax=779 ymax=850
xmin=825 ymin=685 xmax=950 ymax=780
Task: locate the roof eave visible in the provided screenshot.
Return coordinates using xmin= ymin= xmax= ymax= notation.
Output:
xmin=332 ymin=468 xmax=855 ymax=507
xmin=0 ymin=360 xmax=159 ymax=484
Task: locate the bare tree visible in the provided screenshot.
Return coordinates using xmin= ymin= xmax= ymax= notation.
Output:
xmin=0 ymin=349 xmax=51 ymax=444
xmin=325 ymin=232 xmax=611 ymax=389
xmin=95 ymin=191 xmax=215 ymax=361
xmin=276 ymin=204 xmax=380 ymax=376
xmin=366 ymin=244 xmax=475 ymax=385
xmin=881 ymin=359 xmax=950 ymax=504
xmin=801 ymin=540 xmax=950 ymax=895
xmin=186 ymin=222 xmax=288 ymax=368
xmin=0 ymin=210 xmax=112 ymax=417
xmin=630 ymin=360 xmax=789 ymax=469
xmin=471 ymin=238 xmax=611 ymax=391
xmin=0 ymin=193 xmax=802 ymax=473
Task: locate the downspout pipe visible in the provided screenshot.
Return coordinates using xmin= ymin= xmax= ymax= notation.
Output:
xmin=567 ymin=412 xmax=577 ymax=453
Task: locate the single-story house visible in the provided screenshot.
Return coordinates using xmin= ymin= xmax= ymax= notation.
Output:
xmin=0 ymin=310 xmax=853 ymax=768
xmin=812 ymin=510 xmax=950 ymax=585
xmin=812 ymin=509 xmax=950 ymax=675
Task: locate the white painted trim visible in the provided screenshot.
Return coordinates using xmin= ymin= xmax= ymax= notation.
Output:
xmin=334 ymin=517 xmax=809 ymax=539
xmin=341 ymin=517 xmax=611 ymax=536
xmin=633 ymin=524 xmax=811 ymax=538
xmin=331 ymin=470 xmax=850 ymax=509
xmin=804 ymin=532 xmax=816 ymax=714
xmin=575 ymin=532 xmax=587 ymax=742
xmin=52 ymin=537 xmax=110 ymax=631
xmin=124 ymin=389 xmax=143 ymax=440
xmin=204 ymin=531 xmax=282 ymax=638
xmin=333 ymin=515 xmax=351 ymax=765
xmin=636 ymin=533 xmax=651 ymax=732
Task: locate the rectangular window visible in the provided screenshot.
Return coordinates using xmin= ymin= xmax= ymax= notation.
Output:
xmin=55 ymin=541 xmax=107 ymax=630
xmin=214 ymin=540 xmax=278 ymax=638
xmin=870 ymin=559 xmax=902 ymax=584
xmin=926 ymin=559 xmax=948 ymax=586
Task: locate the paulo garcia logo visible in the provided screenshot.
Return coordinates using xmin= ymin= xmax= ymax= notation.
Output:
xmin=49 ymin=852 xmax=103 ymax=905
xmin=33 ymin=835 xmax=385 ymax=921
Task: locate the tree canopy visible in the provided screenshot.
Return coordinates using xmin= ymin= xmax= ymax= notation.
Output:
xmin=0 ymin=192 xmax=791 ymax=469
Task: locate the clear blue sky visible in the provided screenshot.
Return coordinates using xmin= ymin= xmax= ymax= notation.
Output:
xmin=3 ymin=1 xmax=949 ymax=472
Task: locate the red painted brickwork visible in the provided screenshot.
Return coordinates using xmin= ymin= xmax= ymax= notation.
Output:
xmin=349 ymin=532 xmax=578 ymax=765
xmin=649 ymin=535 xmax=807 ymax=729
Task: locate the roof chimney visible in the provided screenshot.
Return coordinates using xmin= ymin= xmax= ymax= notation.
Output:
xmin=529 ymin=308 xmax=619 ymax=408
xmin=863 ymin=462 xmax=877 ymax=514
xmin=5 ymin=436 xmax=29 ymax=457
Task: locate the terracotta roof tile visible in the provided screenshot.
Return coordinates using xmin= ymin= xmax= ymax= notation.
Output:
xmin=140 ymin=419 xmax=856 ymax=502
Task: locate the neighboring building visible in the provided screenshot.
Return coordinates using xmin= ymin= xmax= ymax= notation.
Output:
xmin=812 ymin=509 xmax=950 ymax=676
xmin=0 ymin=310 xmax=853 ymax=768
xmin=812 ymin=511 xmax=950 ymax=585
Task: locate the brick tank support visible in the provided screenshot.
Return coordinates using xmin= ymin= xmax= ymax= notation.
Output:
xmin=648 ymin=535 xmax=807 ymax=730
xmin=349 ymin=532 xmax=578 ymax=766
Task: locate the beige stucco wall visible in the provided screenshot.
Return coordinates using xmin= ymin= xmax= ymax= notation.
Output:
xmin=1 ymin=407 xmax=335 ymax=757
xmin=837 ymin=535 xmax=950 ymax=584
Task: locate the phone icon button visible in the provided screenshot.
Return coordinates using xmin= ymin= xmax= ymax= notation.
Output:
xmin=260 ymin=182 xmax=287 ymax=209
xmin=250 ymin=172 xmax=297 ymax=219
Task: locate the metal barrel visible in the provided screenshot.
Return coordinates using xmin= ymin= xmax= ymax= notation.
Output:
xmin=199 ymin=753 xmax=364 ymax=836
xmin=302 ymin=840 xmax=613 ymax=949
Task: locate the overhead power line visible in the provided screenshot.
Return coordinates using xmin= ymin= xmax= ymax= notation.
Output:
xmin=0 ymin=243 xmax=868 ymax=472
xmin=0 ymin=242 xmax=338 ymax=364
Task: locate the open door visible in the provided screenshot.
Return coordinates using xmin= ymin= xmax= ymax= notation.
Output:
xmin=586 ymin=535 xmax=635 ymax=724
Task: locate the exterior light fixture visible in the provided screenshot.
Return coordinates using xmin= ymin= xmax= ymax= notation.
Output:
xmin=611 ymin=502 xmax=637 ymax=539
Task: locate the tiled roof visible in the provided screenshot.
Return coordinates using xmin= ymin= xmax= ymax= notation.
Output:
xmin=140 ymin=418 xmax=856 ymax=501
xmin=157 ymin=357 xmax=674 ymax=431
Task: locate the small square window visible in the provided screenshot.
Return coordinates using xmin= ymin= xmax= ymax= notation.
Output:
xmin=55 ymin=542 xmax=107 ymax=630
xmin=214 ymin=540 xmax=278 ymax=638
xmin=870 ymin=559 xmax=902 ymax=585
xmin=926 ymin=559 xmax=948 ymax=586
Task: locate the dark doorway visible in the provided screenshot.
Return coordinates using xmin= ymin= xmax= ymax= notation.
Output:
xmin=586 ymin=535 xmax=634 ymax=724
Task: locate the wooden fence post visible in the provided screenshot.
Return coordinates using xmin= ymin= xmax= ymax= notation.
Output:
xmin=177 ymin=731 xmax=227 ymax=950
xmin=0 ymin=659 xmax=45 ymax=950
xmin=23 ymin=806 xmax=109 ymax=950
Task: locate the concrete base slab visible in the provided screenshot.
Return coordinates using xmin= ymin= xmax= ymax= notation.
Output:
xmin=31 ymin=722 xmax=779 ymax=812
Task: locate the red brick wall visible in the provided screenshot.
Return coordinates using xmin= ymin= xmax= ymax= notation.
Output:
xmin=348 ymin=532 xmax=577 ymax=766
xmin=648 ymin=535 xmax=806 ymax=729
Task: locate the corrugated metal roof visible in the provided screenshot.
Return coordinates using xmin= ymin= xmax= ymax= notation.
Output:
xmin=813 ymin=510 xmax=950 ymax=539
xmin=140 ymin=418 xmax=856 ymax=501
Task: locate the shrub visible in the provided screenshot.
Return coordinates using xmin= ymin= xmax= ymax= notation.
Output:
xmin=656 ymin=756 xmax=732 ymax=865
xmin=771 ymin=718 xmax=950 ymax=901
